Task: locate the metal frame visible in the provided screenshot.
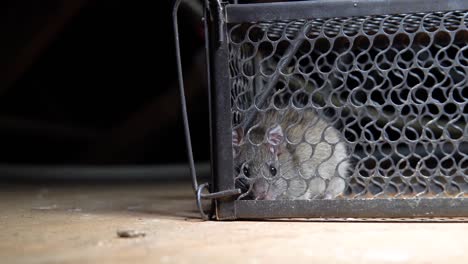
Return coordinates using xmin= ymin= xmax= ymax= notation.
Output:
xmin=207 ymin=0 xmax=239 ymax=220
xmin=226 ymin=0 xmax=468 ymax=23
xmin=235 ymin=199 xmax=468 ymax=219
xmin=206 ymin=0 xmax=468 ymax=220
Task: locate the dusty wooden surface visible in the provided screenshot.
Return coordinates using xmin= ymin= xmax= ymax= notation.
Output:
xmin=1 ymin=182 xmax=468 ymax=264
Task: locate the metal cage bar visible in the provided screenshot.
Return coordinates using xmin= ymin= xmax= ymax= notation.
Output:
xmin=226 ymin=0 xmax=468 ymax=23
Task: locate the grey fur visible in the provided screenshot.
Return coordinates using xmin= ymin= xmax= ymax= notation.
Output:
xmin=233 ymin=108 xmax=350 ymax=200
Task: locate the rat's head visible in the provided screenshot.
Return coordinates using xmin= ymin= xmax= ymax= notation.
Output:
xmin=232 ymin=124 xmax=285 ymax=200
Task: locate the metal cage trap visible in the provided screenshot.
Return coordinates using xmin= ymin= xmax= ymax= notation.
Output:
xmin=173 ymin=0 xmax=468 ymax=220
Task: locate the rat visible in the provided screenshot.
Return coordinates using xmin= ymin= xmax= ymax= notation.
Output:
xmin=232 ymin=108 xmax=350 ymax=200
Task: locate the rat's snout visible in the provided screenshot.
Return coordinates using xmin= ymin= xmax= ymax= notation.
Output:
xmin=255 ymin=192 xmax=267 ymax=200
xmin=252 ymin=177 xmax=275 ymax=200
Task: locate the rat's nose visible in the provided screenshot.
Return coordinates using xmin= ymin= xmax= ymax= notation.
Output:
xmin=255 ymin=192 xmax=267 ymax=200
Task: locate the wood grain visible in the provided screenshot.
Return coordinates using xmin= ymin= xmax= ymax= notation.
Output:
xmin=0 ymin=182 xmax=467 ymax=264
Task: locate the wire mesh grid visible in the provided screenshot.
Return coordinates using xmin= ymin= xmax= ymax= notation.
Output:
xmin=228 ymin=10 xmax=468 ymax=200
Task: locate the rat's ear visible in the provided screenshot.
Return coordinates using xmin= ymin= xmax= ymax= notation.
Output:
xmin=267 ymin=124 xmax=284 ymax=157
xmin=267 ymin=124 xmax=283 ymax=146
xmin=232 ymin=127 xmax=244 ymax=158
xmin=232 ymin=127 xmax=244 ymax=146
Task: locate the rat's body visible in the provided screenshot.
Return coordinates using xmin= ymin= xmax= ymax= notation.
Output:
xmin=233 ymin=108 xmax=350 ymax=200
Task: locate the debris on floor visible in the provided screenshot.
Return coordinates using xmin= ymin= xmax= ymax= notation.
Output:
xmin=116 ymin=229 xmax=146 ymax=238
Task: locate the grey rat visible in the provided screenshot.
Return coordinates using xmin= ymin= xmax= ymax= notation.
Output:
xmin=233 ymin=109 xmax=350 ymax=200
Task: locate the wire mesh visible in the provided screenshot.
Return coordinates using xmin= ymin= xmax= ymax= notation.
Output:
xmin=229 ymin=10 xmax=468 ymax=200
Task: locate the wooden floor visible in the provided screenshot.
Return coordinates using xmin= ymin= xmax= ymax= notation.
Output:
xmin=1 ymin=181 xmax=468 ymax=264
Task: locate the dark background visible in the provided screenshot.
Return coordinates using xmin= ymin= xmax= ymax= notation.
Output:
xmin=0 ymin=0 xmax=211 ymax=167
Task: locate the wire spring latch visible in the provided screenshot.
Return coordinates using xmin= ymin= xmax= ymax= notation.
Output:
xmin=173 ymin=0 xmax=241 ymax=220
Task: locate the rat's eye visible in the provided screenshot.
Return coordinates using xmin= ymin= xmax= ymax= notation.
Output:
xmin=243 ymin=165 xmax=250 ymax=177
xmin=270 ymin=165 xmax=277 ymax=176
